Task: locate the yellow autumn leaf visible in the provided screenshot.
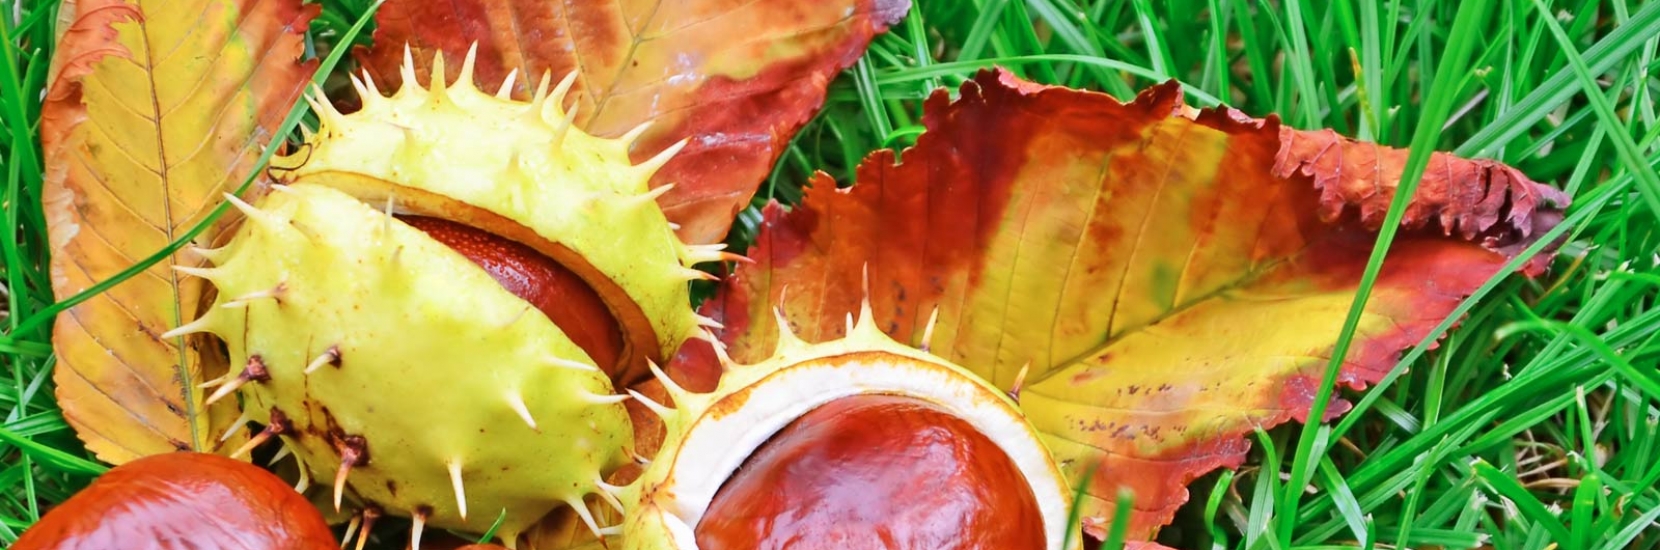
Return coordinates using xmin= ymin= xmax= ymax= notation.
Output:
xmin=40 ymin=0 xmax=317 ymax=464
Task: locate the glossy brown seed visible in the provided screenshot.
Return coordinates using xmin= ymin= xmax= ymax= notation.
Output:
xmin=399 ymin=215 xmax=625 ymax=375
xmin=695 ymin=394 xmax=1047 ymax=550
xmin=12 ymin=452 xmax=337 ymax=550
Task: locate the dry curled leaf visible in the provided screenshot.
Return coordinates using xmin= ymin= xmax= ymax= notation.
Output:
xmin=352 ymin=0 xmax=910 ymax=245
xmin=1273 ymin=126 xmax=1568 ymax=274
xmin=675 ymin=69 xmax=1566 ymax=539
xmin=42 ymin=0 xmax=317 ymax=464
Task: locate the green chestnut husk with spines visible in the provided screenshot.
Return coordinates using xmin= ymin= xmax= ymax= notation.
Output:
xmin=170 ymin=45 xmax=723 ymax=546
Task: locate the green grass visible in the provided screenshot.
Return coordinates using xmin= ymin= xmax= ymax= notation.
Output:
xmin=4 ymin=0 xmax=1659 ymax=549
xmin=1 ymin=0 xmax=73 ymax=540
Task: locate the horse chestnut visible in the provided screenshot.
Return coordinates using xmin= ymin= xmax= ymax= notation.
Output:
xmin=11 ymin=452 xmax=336 ymax=550
xmin=399 ymin=215 xmax=625 ymax=376
xmin=615 ymin=308 xmax=1078 ymax=550
xmin=695 ymin=394 xmax=1046 ymax=549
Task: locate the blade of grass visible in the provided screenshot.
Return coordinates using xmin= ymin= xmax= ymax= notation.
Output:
xmin=1527 ymin=0 xmax=1660 ymax=220
xmin=1275 ymin=0 xmax=1494 ymax=543
xmin=1472 ymin=458 xmax=1572 ymax=542
xmin=0 ymin=426 xmax=103 ymax=477
xmin=1457 ymin=0 xmax=1660 ymax=156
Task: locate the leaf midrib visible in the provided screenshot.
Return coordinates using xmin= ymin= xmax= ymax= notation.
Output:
xmin=134 ymin=10 xmax=203 ymax=453
xmin=1028 ymin=203 xmax=1309 ymax=388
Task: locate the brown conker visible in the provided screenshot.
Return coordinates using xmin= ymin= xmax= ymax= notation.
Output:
xmin=694 ymin=394 xmax=1047 ymax=550
xmin=398 ymin=215 xmax=625 ymax=375
xmin=12 ymin=452 xmax=337 ymax=550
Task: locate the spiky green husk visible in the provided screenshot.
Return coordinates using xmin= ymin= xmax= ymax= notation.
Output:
xmin=176 ymin=47 xmax=718 ymax=545
xmin=616 ymin=303 xmax=1079 ymax=550
xmin=187 ymin=184 xmax=633 ymax=541
xmin=268 ymin=46 xmax=715 ymax=366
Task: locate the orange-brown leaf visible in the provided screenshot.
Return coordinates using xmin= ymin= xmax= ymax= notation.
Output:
xmin=352 ymin=0 xmax=909 ymax=245
xmin=42 ymin=0 xmax=317 ymax=464
xmin=676 ymin=69 xmax=1567 ymax=539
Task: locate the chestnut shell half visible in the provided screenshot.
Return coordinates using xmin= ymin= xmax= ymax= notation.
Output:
xmin=695 ymin=394 xmax=1047 ymax=550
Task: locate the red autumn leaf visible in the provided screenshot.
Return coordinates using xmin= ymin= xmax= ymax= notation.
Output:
xmin=675 ymin=69 xmax=1567 ymax=539
xmin=352 ymin=0 xmax=910 ymax=245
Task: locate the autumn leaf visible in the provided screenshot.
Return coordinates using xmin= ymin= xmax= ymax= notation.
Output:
xmin=351 ymin=0 xmax=910 ymax=245
xmin=1273 ymin=125 xmax=1567 ymax=274
xmin=41 ymin=0 xmax=317 ymax=464
xmin=676 ymin=70 xmax=1567 ymax=538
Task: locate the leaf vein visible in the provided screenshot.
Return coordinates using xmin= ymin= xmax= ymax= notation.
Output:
xmin=588 ymin=0 xmax=664 ymax=120
xmin=1047 ymin=131 xmax=1116 ymax=372
xmin=69 ymin=145 xmax=168 ymax=233
xmin=165 ymin=42 xmax=285 ymax=177
xmin=60 ymin=310 xmax=185 ymax=448
xmin=1103 ymin=122 xmax=1193 ymax=339
xmin=152 ymin=0 xmax=221 ymax=72
xmin=60 ymin=307 xmax=189 ymax=434
xmin=157 ymin=3 xmax=261 ymax=120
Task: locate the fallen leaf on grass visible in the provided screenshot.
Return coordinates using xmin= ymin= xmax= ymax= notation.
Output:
xmin=676 ymin=69 xmax=1567 ymax=539
xmin=41 ymin=0 xmax=317 ymax=464
xmin=353 ymin=0 xmax=910 ymax=245
xmin=1273 ymin=125 xmax=1566 ymax=274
